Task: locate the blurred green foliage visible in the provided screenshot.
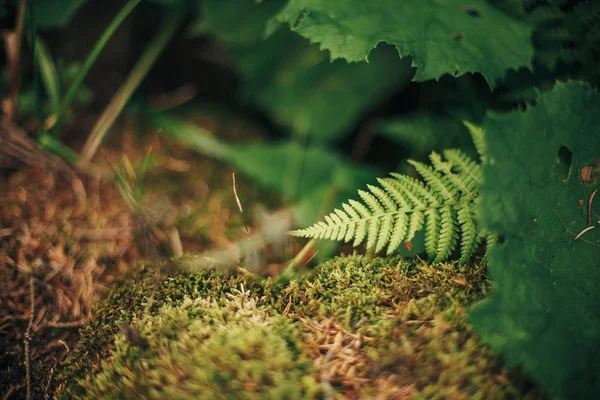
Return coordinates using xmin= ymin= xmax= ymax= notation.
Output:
xmin=34 ymin=0 xmax=89 ymax=28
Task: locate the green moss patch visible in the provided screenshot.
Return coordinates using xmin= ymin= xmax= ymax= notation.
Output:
xmin=57 ymin=255 xmax=543 ymax=399
xmin=75 ymin=288 xmax=320 ymax=399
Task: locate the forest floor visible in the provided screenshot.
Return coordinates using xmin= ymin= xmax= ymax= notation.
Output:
xmin=0 ymin=114 xmax=279 ymax=398
xmin=0 ymin=116 xmax=544 ymax=399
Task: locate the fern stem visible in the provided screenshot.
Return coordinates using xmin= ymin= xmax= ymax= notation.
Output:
xmin=278 ymin=239 xmax=316 ymax=284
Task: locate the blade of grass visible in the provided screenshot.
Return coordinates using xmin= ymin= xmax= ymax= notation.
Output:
xmin=37 ymin=132 xmax=80 ymax=163
xmin=4 ymin=0 xmax=27 ymax=121
xmin=37 ymin=133 xmax=113 ymax=179
xmin=35 ymin=37 xmax=61 ymax=115
xmin=148 ymin=113 xmax=231 ymax=160
xmin=138 ymin=142 xmax=154 ymax=179
xmin=114 ymin=168 xmax=142 ymax=211
xmin=135 ymin=141 xmax=156 ymax=196
xmin=29 ymin=0 xmax=42 ymax=121
xmin=80 ymin=4 xmax=183 ymax=163
xmin=51 ymin=0 xmax=141 ymax=133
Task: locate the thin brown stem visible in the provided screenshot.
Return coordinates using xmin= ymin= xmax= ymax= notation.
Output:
xmin=4 ymin=0 xmax=27 ymax=120
xmin=80 ymin=6 xmax=183 ymax=163
xmin=24 ymin=277 xmax=34 ymax=400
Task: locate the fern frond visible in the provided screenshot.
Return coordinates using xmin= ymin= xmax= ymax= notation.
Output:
xmin=443 ymin=149 xmax=482 ymax=192
xmin=408 ymin=159 xmax=457 ymax=201
xmin=387 ymin=213 xmax=407 ymax=255
xmin=290 ymin=150 xmax=483 ymax=264
xmin=435 ymin=206 xmax=459 ymax=262
xmin=482 ymin=232 xmax=499 ymax=262
xmin=430 ymin=152 xmax=472 ymax=195
xmin=424 ymin=208 xmax=440 ymax=257
xmin=457 ymin=202 xmax=480 ymax=264
xmin=405 ymin=211 xmax=424 ymax=243
xmin=463 ymin=121 xmax=486 ymax=160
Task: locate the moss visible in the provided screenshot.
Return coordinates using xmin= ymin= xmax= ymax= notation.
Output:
xmin=363 ymin=295 xmax=541 ymax=398
xmin=57 ymin=255 xmax=542 ymax=399
xmin=74 ymin=288 xmax=320 ymax=399
xmin=55 ymin=260 xmax=262 ymax=396
xmin=54 ymin=265 xmax=158 ymax=396
xmin=281 ymin=255 xmax=490 ymax=331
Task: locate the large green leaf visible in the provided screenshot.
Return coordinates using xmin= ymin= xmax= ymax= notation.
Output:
xmin=190 ymin=0 xmax=286 ymax=45
xmin=469 ymin=82 xmax=600 ymax=399
xmin=235 ymin=28 xmax=413 ymax=142
xmin=272 ymin=0 xmax=534 ymax=88
xmin=193 ymin=0 xmax=413 ymax=142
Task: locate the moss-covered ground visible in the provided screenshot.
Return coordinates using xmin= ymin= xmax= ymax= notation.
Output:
xmin=0 ymin=126 xmax=544 ymax=398
xmin=1 ymin=114 xmax=544 ymax=399
xmin=56 ymin=255 xmax=544 ymax=399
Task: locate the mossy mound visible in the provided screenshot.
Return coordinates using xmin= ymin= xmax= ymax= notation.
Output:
xmin=76 ymin=289 xmax=320 ymax=399
xmin=57 ymin=255 xmax=543 ymax=399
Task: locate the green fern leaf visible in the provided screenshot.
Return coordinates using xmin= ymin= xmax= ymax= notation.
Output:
xmin=408 ymin=160 xmax=456 ymax=201
xmin=435 ymin=206 xmax=458 ymax=262
xmin=387 ymin=213 xmax=407 ymax=255
xmin=443 ymin=149 xmax=482 ymax=191
xmin=376 ymin=214 xmax=392 ymax=253
xmin=290 ymin=150 xmax=483 ymax=264
xmin=457 ymin=202 xmax=480 ymax=265
xmin=366 ymin=216 xmax=380 ymax=251
xmin=405 ymin=211 xmax=424 ymax=243
xmin=424 ymin=208 xmax=440 ymax=258
xmin=463 ymin=121 xmax=486 ymax=160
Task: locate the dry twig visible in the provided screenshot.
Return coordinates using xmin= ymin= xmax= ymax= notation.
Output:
xmin=232 ymin=173 xmax=249 ymax=233
xmin=24 ymin=278 xmax=34 ymax=400
xmin=2 ymin=0 xmax=27 ymax=120
xmin=575 ymin=188 xmax=598 ymax=240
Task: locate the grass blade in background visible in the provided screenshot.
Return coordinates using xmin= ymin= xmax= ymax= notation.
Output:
xmin=35 ymin=0 xmax=89 ymax=29
xmin=51 ymin=0 xmax=141 ymax=133
xmin=79 ymin=3 xmax=183 ymax=163
xmin=37 ymin=132 xmax=80 ymax=163
xmin=34 ymin=37 xmax=61 ymax=116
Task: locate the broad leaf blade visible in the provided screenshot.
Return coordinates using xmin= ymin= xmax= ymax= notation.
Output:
xmin=469 ymin=82 xmax=600 ymax=399
xmin=194 ymin=0 xmax=413 ymax=142
xmin=272 ymin=0 xmax=534 ymax=88
xmin=235 ymin=29 xmax=413 ymax=142
xmin=190 ymin=0 xmax=286 ymax=45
